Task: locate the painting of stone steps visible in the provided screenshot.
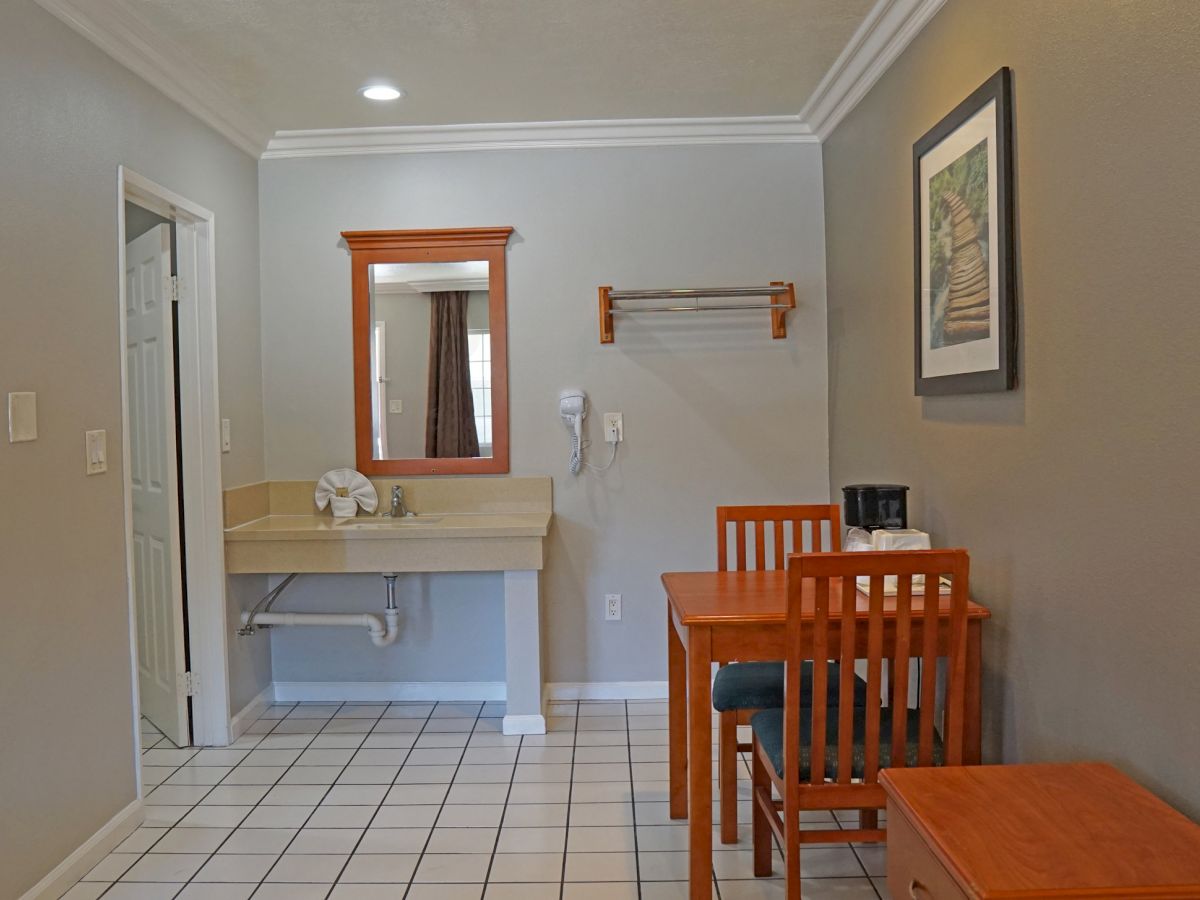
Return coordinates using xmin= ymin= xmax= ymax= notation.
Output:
xmin=930 ymin=139 xmax=990 ymax=347
xmin=914 ymin=67 xmax=1015 ymax=395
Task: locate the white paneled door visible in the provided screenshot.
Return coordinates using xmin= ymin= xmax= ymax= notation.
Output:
xmin=126 ymin=223 xmax=189 ymax=747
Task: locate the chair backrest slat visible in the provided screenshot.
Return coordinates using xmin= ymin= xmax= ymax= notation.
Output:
xmin=786 ymin=549 xmax=971 ymax=789
xmin=863 ymin=575 xmax=885 ymax=783
xmin=891 ymin=576 xmax=914 ymax=767
xmin=716 ymin=504 xmax=841 ymax=572
xmin=945 ymin=554 xmax=970 ymax=765
xmin=918 ymin=572 xmax=939 ymax=766
xmin=836 ymin=575 xmax=856 ymax=784
xmin=808 ymin=575 xmax=830 ymax=784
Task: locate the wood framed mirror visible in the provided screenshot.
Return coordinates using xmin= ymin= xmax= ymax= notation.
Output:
xmin=343 ymin=227 xmax=513 ymax=475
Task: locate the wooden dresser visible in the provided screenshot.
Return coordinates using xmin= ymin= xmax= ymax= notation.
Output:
xmin=880 ymin=763 xmax=1200 ymax=899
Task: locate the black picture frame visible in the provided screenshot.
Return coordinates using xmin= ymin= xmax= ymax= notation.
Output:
xmin=913 ymin=67 xmax=1015 ymax=396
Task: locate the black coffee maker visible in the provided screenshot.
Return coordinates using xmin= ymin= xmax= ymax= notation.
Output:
xmin=842 ymin=484 xmax=909 ymax=531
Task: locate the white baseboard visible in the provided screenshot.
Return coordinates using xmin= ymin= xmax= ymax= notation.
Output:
xmin=230 ymin=684 xmax=275 ymax=740
xmin=273 ymin=681 xmax=507 ymax=703
xmin=266 ymin=680 xmax=668 ymax=705
xmin=547 ymin=681 xmax=668 ymax=700
xmin=19 ymin=798 xmax=143 ymax=900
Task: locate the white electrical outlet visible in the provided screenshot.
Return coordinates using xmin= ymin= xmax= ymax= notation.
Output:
xmin=221 ymin=418 xmax=231 ymax=453
xmin=605 ymin=593 xmax=622 ymax=621
xmin=389 ymin=399 xmax=403 ymax=414
xmin=603 ymin=413 xmax=623 ymax=443
xmin=85 ymin=429 xmax=107 ymax=475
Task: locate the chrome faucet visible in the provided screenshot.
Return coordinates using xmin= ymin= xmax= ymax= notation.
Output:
xmin=387 ymin=485 xmax=411 ymax=518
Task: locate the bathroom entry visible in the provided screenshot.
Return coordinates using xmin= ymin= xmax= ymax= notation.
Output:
xmin=124 ymin=208 xmax=190 ymax=747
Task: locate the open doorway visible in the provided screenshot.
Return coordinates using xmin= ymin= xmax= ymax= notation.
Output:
xmin=119 ymin=169 xmax=232 ymax=762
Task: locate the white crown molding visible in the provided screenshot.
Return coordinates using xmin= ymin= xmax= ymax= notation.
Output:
xmin=262 ymin=116 xmax=816 ymax=159
xmin=36 ymin=0 xmax=940 ymax=159
xmin=34 ymin=0 xmax=272 ymax=158
xmin=800 ymin=0 xmax=948 ymax=141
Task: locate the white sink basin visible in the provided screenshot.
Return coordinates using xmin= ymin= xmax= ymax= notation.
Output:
xmin=336 ymin=515 xmax=443 ymax=528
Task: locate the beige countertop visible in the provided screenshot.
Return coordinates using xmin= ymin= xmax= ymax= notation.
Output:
xmin=225 ymin=511 xmax=551 ymax=542
xmin=222 ymin=476 xmax=553 ymax=574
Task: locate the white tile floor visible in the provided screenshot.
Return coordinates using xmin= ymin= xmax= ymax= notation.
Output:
xmin=62 ymin=701 xmax=890 ymax=899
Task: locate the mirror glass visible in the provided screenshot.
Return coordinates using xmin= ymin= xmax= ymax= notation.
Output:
xmin=368 ymin=261 xmax=492 ymax=460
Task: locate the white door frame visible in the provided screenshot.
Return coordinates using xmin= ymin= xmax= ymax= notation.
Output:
xmin=118 ymin=166 xmax=231 ymax=758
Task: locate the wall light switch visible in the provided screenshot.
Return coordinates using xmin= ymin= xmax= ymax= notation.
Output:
xmin=389 ymin=399 xmax=403 ymax=414
xmin=85 ymin=429 xmax=107 ymax=474
xmin=221 ymin=418 xmax=231 ymax=453
xmin=7 ymin=392 xmax=37 ymax=443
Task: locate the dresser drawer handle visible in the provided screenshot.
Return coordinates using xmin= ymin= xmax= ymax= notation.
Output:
xmin=908 ymin=879 xmax=932 ymax=899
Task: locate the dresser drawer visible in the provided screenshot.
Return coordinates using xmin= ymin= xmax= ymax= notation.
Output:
xmin=887 ymin=800 xmax=969 ymax=900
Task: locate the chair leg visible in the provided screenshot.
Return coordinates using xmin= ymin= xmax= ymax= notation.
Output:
xmin=784 ymin=784 xmax=801 ymax=900
xmin=860 ymin=809 xmax=879 ymax=831
xmin=719 ymin=710 xmax=739 ymax=844
xmin=750 ymin=737 xmax=772 ymax=877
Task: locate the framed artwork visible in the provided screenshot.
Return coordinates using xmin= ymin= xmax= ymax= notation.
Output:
xmin=914 ymin=67 xmax=1015 ymax=395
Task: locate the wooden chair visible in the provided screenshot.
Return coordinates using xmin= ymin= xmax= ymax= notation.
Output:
xmin=712 ymin=504 xmax=867 ymax=844
xmin=750 ymin=549 xmax=971 ymax=899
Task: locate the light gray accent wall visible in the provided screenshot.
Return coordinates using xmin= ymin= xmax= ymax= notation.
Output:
xmin=268 ymin=574 xmax=507 ymax=683
xmin=822 ymin=0 xmax=1200 ymax=816
xmin=0 ymin=2 xmax=267 ymax=892
xmin=258 ymin=144 xmax=830 ymax=684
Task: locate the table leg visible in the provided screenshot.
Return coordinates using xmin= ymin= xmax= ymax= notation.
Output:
xmin=668 ymin=606 xmax=688 ymax=819
xmin=964 ymin=621 xmax=982 ymax=764
xmin=688 ymin=625 xmax=713 ymax=899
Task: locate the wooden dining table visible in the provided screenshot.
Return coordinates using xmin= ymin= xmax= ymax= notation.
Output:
xmin=662 ymin=568 xmax=991 ymax=899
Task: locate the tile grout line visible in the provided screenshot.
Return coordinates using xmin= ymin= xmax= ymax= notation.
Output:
xmin=239 ymin=702 xmax=353 ymax=895
xmin=479 ymin=715 xmax=524 ymax=888
xmin=98 ymin=706 xmax=288 ymax=897
xmin=96 ymin=719 xmax=282 ymax=897
xmin=557 ymin=699 xmax=581 ymax=900
xmin=323 ymin=700 xmax=435 ymax=893
xmin=624 ymin=700 xmax=645 ymax=900
xmin=401 ymin=700 xmax=488 ymax=900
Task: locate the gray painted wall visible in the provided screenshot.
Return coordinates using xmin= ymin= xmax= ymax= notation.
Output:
xmin=0 ymin=2 xmax=267 ymax=892
xmin=257 ymin=145 xmax=831 ymax=685
xmin=822 ymin=0 xmax=1200 ymax=816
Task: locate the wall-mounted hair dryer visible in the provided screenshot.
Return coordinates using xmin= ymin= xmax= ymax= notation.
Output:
xmin=560 ymin=389 xmax=587 ymax=475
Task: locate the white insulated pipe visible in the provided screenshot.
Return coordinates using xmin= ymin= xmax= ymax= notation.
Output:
xmin=241 ymin=608 xmax=400 ymax=647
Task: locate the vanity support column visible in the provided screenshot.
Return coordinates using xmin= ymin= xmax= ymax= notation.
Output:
xmin=502 ymin=569 xmax=546 ymax=735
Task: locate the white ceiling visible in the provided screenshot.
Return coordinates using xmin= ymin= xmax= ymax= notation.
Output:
xmin=121 ymin=0 xmax=876 ymax=132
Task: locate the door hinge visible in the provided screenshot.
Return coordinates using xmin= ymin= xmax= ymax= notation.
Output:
xmin=170 ymin=275 xmax=180 ymax=304
xmin=178 ymin=671 xmax=197 ymax=697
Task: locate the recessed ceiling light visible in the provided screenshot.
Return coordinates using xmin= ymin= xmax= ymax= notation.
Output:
xmin=361 ymin=85 xmax=403 ymax=101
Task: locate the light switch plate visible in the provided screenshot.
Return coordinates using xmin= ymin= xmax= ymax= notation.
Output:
xmin=7 ymin=392 xmax=37 ymax=443
xmin=389 ymin=399 xmax=403 ymax=414
xmin=85 ymin=429 xmax=107 ymax=474
xmin=221 ymin=418 xmax=231 ymax=453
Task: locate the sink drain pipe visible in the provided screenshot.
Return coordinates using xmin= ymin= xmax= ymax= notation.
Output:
xmin=239 ymin=573 xmax=401 ymax=647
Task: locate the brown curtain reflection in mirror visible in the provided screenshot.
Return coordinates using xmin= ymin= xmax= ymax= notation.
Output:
xmin=425 ymin=291 xmax=480 ymax=458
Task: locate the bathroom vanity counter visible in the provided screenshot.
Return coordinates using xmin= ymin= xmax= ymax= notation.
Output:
xmin=222 ymin=477 xmax=553 ymax=734
xmin=226 ymin=511 xmax=550 ymax=540
xmin=223 ymin=476 xmax=552 ymax=574
xmin=223 ymin=511 xmax=550 ymax=574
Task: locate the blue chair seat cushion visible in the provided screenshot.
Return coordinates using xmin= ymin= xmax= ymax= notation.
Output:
xmin=750 ymin=705 xmax=944 ymax=781
xmin=711 ymin=661 xmax=868 ymax=713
